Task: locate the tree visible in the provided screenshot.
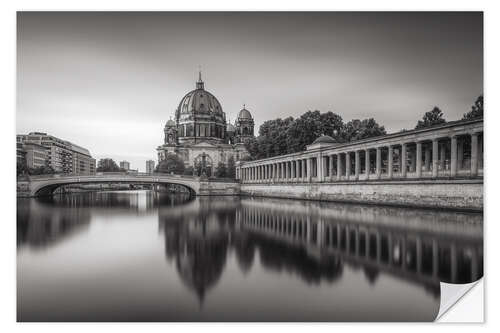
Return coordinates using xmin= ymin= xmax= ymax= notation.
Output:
xmin=17 ymin=161 xmax=28 ymax=176
xmin=97 ymin=158 xmax=120 ymax=172
xmin=255 ymin=117 xmax=295 ymax=158
xmin=183 ymin=166 xmax=194 ymax=176
xmin=226 ymin=156 xmax=236 ymax=179
xmin=29 ymin=164 xmax=56 ymax=175
xmin=243 ymin=137 xmax=260 ymax=160
xmin=463 ymin=95 xmax=483 ymax=120
xmin=344 ymin=118 xmax=386 ymax=141
xmin=286 ymin=111 xmax=345 ymax=153
xmin=415 ymin=107 xmax=446 ymax=129
xmin=215 ymin=162 xmax=227 ymax=178
xmin=156 ymin=153 xmax=185 ymax=174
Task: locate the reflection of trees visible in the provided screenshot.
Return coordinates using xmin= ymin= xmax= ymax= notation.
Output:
xmin=231 ymin=233 xmax=255 ymax=274
xmin=17 ymin=198 xmax=91 ymax=248
xmin=17 ymin=191 xmax=194 ymax=249
xmin=248 ymin=234 xmax=343 ymax=284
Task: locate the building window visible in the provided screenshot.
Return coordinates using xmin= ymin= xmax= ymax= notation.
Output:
xmin=187 ymin=124 xmax=194 ymax=137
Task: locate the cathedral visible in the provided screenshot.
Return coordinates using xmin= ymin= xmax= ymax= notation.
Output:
xmin=157 ymin=73 xmax=255 ymax=176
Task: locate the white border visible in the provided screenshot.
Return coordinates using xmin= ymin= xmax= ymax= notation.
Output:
xmin=2 ymin=0 xmax=498 ymax=331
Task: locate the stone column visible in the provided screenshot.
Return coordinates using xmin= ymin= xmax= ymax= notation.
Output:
xmin=337 ymin=154 xmax=342 ymax=181
xmin=432 ymin=139 xmax=439 ymax=178
xmin=295 ymin=160 xmax=298 ymax=181
xmin=458 ymin=139 xmax=464 ymax=171
xmin=330 ymin=154 xmax=335 ymax=180
xmin=410 ymin=146 xmax=416 ymax=172
xmin=365 ymin=149 xmax=370 ymax=180
xmin=318 ymin=154 xmax=324 ymax=182
xmin=451 ymin=135 xmax=458 ymax=177
xmin=440 ymin=142 xmax=446 ymax=171
xmin=302 ymin=159 xmax=307 ymax=181
xmin=324 ymin=155 xmax=329 ymax=180
xmin=471 ymin=133 xmax=478 ymax=176
xmin=479 ymin=134 xmax=483 ymax=170
xmin=416 ymin=141 xmax=422 ymax=178
xmin=307 ymin=158 xmax=312 ymax=182
xmin=387 ymin=146 xmax=393 ymax=179
xmin=376 ymin=147 xmax=381 ymax=179
xmin=401 ymin=143 xmax=407 ymax=178
xmin=354 ymin=150 xmax=360 ymax=180
xmin=345 ymin=152 xmax=351 ymax=180
xmin=424 ymin=145 xmax=431 ymax=171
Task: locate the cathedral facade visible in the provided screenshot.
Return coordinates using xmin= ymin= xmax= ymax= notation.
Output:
xmin=157 ymin=73 xmax=255 ymax=176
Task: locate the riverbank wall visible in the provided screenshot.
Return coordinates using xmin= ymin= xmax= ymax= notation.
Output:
xmin=240 ymin=179 xmax=483 ymax=211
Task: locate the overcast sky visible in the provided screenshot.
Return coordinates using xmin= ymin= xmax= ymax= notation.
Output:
xmin=17 ymin=12 xmax=483 ymax=171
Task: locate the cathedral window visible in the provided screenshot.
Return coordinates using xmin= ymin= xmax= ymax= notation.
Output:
xmin=187 ymin=124 xmax=194 ymax=137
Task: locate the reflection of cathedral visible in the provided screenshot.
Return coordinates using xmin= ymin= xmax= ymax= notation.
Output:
xmin=157 ymin=72 xmax=255 ymax=175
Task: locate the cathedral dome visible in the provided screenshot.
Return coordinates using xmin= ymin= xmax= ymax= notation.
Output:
xmin=237 ymin=106 xmax=253 ymax=120
xmin=176 ymin=72 xmax=223 ymax=117
xmin=226 ymin=123 xmax=236 ymax=132
xmin=312 ymin=135 xmax=337 ymax=144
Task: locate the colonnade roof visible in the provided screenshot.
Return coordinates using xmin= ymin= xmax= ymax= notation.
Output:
xmin=239 ymin=118 xmax=483 ymax=166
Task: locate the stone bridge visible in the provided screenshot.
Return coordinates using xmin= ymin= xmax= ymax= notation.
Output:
xmin=17 ymin=173 xmax=240 ymax=197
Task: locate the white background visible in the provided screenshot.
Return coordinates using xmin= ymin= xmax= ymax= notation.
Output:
xmin=1 ymin=0 xmax=497 ymax=331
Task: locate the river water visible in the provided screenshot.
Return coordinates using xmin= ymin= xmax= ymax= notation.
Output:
xmin=17 ymin=190 xmax=483 ymax=321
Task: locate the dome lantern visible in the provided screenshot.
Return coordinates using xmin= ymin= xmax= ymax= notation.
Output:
xmin=196 ymin=70 xmax=204 ymax=90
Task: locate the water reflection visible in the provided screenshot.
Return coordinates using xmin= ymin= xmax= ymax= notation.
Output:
xmin=17 ymin=191 xmax=483 ymax=321
xmin=157 ymin=197 xmax=482 ymax=302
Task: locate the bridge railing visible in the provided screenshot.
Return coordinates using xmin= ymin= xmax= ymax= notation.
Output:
xmin=22 ymin=172 xmax=239 ymax=183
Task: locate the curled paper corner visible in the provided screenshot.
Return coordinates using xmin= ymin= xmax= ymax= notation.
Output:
xmin=436 ymin=278 xmax=483 ymax=322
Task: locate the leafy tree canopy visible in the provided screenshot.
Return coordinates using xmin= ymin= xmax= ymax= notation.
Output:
xmin=226 ymin=156 xmax=236 ymax=179
xmin=97 ymin=158 xmax=120 ymax=172
xmin=463 ymin=95 xmax=483 ymax=120
xmin=156 ymin=154 xmax=185 ymax=174
xmin=344 ymin=118 xmax=386 ymax=141
xmin=244 ymin=110 xmax=387 ymax=160
xmin=415 ymin=107 xmax=446 ymax=129
xmin=215 ymin=162 xmax=228 ymax=178
xmin=29 ymin=165 xmax=56 ymax=175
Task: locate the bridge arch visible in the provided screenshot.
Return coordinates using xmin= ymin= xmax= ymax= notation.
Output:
xmin=29 ymin=174 xmax=201 ymax=197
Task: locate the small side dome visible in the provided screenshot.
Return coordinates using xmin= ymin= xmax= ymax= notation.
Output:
xmin=165 ymin=119 xmax=176 ymax=127
xmin=312 ymin=135 xmax=337 ymax=144
xmin=237 ymin=105 xmax=253 ymax=120
xmin=226 ymin=123 xmax=236 ymax=132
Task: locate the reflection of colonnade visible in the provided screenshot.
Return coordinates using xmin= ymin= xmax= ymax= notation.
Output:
xmin=238 ymin=202 xmax=482 ymax=286
xmin=238 ymin=119 xmax=483 ymax=183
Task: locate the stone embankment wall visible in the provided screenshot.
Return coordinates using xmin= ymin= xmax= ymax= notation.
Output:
xmin=198 ymin=181 xmax=240 ymax=196
xmin=240 ymin=179 xmax=483 ymax=211
xmin=17 ymin=181 xmax=31 ymax=198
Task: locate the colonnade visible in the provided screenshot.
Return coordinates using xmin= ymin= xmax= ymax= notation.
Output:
xmin=238 ymin=120 xmax=483 ymax=184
